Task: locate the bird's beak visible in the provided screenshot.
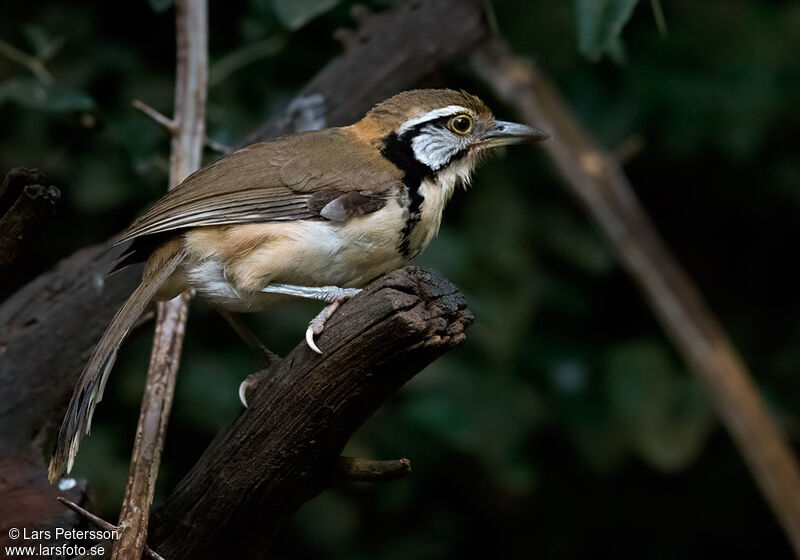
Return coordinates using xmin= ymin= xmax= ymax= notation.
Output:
xmin=479 ymin=121 xmax=550 ymax=148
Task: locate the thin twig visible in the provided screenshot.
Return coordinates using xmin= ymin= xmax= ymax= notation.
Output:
xmin=650 ymin=0 xmax=668 ymax=37
xmin=111 ymin=1 xmax=207 ymax=559
xmin=337 ymin=457 xmax=412 ymax=482
xmin=472 ymin=38 xmax=800 ymax=557
xmin=481 ymin=0 xmax=500 ymax=36
xmin=208 ymin=33 xmax=286 ymax=88
xmin=57 ymin=497 xmax=167 ymax=560
xmin=133 ymin=98 xmax=232 ymax=154
xmin=217 ymin=309 xmax=280 ymax=367
xmin=57 ymin=496 xmax=118 ymax=532
xmin=132 ymin=309 xmax=157 ymax=332
xmin=0 ymin=38 xmax=54 ymax=84
xmin=132 ymin=99 xmax=176 ymax=132
xmin=613 ymin=133 xmax=645 ymax=164
xmin=204 ymin=137 xmax=233 ymax=155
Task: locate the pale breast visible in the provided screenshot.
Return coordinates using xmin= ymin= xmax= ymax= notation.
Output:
xmin=178 ymin=169 xmax=462 ymax=311
xmin=181 ymin=199 xmax=409 ymax=310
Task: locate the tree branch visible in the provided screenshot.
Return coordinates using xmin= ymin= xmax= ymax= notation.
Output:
xmin=57 ymin=498 xmax=165 ymax=560
xmin=111 ymin=1 xmax=207 ymax=558
xmin=148 ymin=266 xmax=471 ymax=559
xmin=337 ymin=457 xmax=412 ymax=482
xmin=131 ymin=99 xmax=176 ymax=132
xmin=249 ymin=0 xmax=484 ymax=142
xmin=0 ymin=168 xmax=60 ymax=290
xmin=132 ymin=99 xmax=232 ymax=154
xmin=472 ymin=37 xmax=800 ymax=556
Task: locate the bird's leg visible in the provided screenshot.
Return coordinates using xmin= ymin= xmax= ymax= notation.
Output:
xmin=216 ymin=308 xmax=284 ymax=407
xmin=261 ymin=284 xmax=362 ymax=354
xmin=216 ymin=308 xmax=281 ymax=368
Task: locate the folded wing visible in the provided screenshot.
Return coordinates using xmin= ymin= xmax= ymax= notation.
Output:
xmin=117 ymin=128 xmax=402 ymax=245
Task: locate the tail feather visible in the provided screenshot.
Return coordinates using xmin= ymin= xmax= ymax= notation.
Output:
xmin=48 ymin=249 xmax=186 ymax=482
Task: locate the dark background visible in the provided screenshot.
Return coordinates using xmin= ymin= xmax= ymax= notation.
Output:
xmin=1 ymin=0 xmax=799 ymax=558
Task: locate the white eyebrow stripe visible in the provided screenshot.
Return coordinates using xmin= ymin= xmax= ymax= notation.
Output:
xmin=397 ymin=105 xmax=469 ymax=135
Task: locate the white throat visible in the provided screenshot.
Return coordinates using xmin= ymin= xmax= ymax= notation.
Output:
xmin=404 ymin=161 xmax=471 ymax=258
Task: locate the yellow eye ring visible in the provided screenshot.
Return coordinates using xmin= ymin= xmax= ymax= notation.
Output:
xmin=449 ymin=114 xmax=473 ymax=135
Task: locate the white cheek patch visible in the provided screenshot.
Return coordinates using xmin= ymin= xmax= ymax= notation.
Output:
xmin=397 ymin=105 xmax=468 ymax=135
xmin=411 ymin=126 xmax=467 ymax=171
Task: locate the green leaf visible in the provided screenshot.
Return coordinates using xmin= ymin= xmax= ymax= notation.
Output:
xmin=0 ymin=76 xmax=95 ymax=112
xmin=572 ymin=0 xmax=639 ymax=61
xmin=293 ymin=491 xmax=358 ymax=549
xmin=403 ymin=394 xmax=472 ymax=449
xmin=605 ymin=339 xmax=714 ymax=472
xmin=22 ymin=24 xmax=52 ymax=57
xmin=272 ymin=0 xmax=339 ymax=30
xmin=148 ymin=0 xmax=174 ymax=13
xmin=540 ymin=211 xmax=614 ymax=275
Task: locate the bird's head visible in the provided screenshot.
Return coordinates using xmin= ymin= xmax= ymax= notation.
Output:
xmin=358 ymin=89 xmax=549 ymax=185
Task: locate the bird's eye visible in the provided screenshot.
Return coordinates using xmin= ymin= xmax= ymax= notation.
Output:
xmin=449 ymin=114 xmax=473 ymax=135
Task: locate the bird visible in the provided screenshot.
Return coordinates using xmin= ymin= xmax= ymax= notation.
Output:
xmin=48 ymin=88 xmax=548 ymax=481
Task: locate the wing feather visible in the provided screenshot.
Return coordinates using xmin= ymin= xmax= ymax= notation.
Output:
xmin=116 ymin=128 xmax=402 ymax=245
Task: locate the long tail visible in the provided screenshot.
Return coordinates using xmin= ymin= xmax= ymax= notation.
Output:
xmin=48 ymin=249 xmax=186 ymax=482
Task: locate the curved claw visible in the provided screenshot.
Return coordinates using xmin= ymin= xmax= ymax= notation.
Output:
xmin=306 ymin=326 xmax=323 ymax=354
xmin=238 ymin=380 xmax=250 ymax=408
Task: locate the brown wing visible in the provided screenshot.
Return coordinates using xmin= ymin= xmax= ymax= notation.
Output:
xmin=116 ymin=127 xmax=401 ymax=245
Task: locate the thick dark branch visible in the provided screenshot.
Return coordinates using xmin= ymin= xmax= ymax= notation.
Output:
xmin=0 ymin=168 xmax=60 ymax=287
xmin=472 ymin=37 xmax=800 ymax=556
xmin=249 ymin=0 xmax=485 ymax=141
xmin=0 ymin=247 xmax=137 ymax=456
xmin=148 ymin=267 xmax=471 ymax=560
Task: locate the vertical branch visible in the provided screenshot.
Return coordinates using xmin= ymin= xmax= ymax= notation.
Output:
xmin=472 ymin=38 xmax=800 ymax=557
xmin=111 ymin=1 xmax=207 ymax=558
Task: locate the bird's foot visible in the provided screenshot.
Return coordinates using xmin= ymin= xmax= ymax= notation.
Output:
xmin=260 ymin=284 xmax=362 ymax=354
xmin=238 ymin=373 xmax=260 ymax=408
xmin=305 ymin=287 xmax=361 ymax=353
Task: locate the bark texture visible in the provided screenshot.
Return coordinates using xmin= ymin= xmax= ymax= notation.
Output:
xmin=148 ymin=267 xmax=471 ymax=559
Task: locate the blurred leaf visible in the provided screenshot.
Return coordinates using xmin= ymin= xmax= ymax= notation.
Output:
xmin=606 ymin=339 xmax=672 ymax=425
xmin=572 ymin=0 xmax=639 ymax=61
xmin=294 ymin=491 xmax=358 ymax=550
xmin=21 ymin=24 xmax=52 ymax=57
xmin=174 ymin=349 xmax=244 ymax=431
xmin=272 ymin=0 xmax=339 ymax=30
xmin=0 ymin=76 xmax=95 ymax=112
xmin=540 ymin=211 xmax=614 ymax=275
xmin=605 ymin=339 xmax=714 ymax=472
xmin=548 ymin=358 xmax=590 ymax=396
xmin=632 ymin=376 xmax=714 ymax=472
xmin=71 ymin=424 xmax=132 ymax=517
xmin=403 ymin=394 xmax=472 ymax=450
xmin=148 ymin=0 xmax=175 ymax=13
xmin=566 ymin=398 xmax=628 ymax=472
xmin=70 ymin=151 xmax=135 ymax=212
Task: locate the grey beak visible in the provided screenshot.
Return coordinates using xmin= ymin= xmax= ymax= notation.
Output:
xmin=481 ymin=120 xmax=550 ymax=147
